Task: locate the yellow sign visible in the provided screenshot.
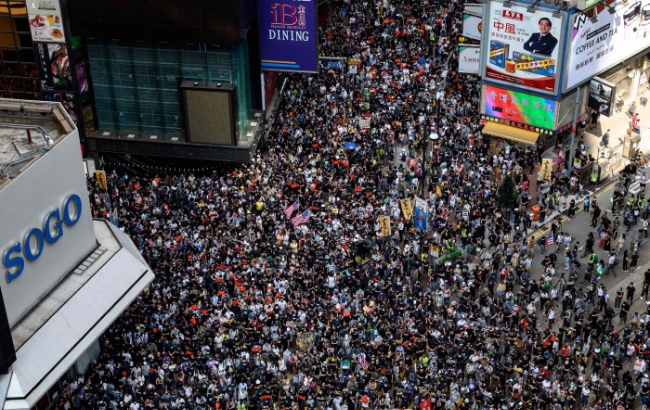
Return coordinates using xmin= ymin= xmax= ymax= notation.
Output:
xmin=378 ymin=216 xmax=391 ymax=237
xmin=541 ymin=159 xmax=553 ymax=180
xmin=400 ymin=199 xmax=412 ymax=221
xmin=95 ymin=170 xmax=107 ymax=190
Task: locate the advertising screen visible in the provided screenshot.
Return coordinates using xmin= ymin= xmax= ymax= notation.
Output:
xmin=564 ymin=0 xmax=650 ymax=91
xmin=35 ymin=42 xmax=72 ymax=91
xmin=27 ymin=0 xmax=65 ymax=43
xmin=484 ymin=84 xmax=557 ymax=129
xmin=483 ymin=1 xmax=564 ymax=94
xmin=258 ymin=0 xmax=318 ymax=73
xmin=459 ymin=45 xmax=481 ymax=74
xmin=587 ymin=77 xmax=616 ymax=117
xmin=463 ymin=13 xmax=483 ymax=40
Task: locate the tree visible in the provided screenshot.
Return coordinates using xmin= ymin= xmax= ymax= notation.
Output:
xmin=497 ymin=175 xmax=519 ymax=210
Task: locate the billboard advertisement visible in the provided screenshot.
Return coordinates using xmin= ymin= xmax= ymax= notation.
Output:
xmin=587 ymin=77 xmax=616 ymax=117
xmin=483 ymin=1 xmax=564 ymax=94
xmin=27 ymin=0 xmax=65 ymax=43
xmin=34 ymin=42 xmax=72 ymax=91
xmin=459 ymin=45 xmax=481 ymax=74
xmin=258 ymin=0 xmax=318 ymax=73
xmin=484 ymin=84 xmax=557 ymax=129
xmin=463 ymin=13 xmax=483 ymax=40
xmin=564 ymin=0 xmax=650 ymax=91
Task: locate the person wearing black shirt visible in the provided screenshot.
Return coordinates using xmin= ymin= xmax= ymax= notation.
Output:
xmin=591 ymin=207 xmax=601 ymax=227
xmin=626 ymin=282 xmax=636 ymax=304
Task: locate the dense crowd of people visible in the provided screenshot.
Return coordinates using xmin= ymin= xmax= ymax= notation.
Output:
xmin=52 ymin=0 xmax=650 ymax=409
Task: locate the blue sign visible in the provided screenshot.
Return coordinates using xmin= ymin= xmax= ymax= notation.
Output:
xmin=3 ymin=194 xmax=82 ymax=283
xmin=258 ymin=0 xmax=318 ymax=73
xmin=414 ymin=197 xmax=428 ymax=232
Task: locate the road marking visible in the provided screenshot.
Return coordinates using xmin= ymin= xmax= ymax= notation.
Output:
xmin=525 ymin=180 xmax=617 ymax=240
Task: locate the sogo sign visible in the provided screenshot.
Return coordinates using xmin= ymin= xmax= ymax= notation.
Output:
xmin=3 ymin=194 xmax=83 ymax=283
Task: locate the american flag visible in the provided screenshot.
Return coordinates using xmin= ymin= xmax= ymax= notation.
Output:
xmin=291 ymin=210 xmax=310 ymax=227
xmin=546 ymin=236 xmax=554 ymax=246
xmin=284 ymin=199 xmax=299 ymax=219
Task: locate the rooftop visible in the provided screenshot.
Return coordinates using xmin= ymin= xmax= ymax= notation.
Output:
xmin=0 ymin=99 xmax=76 ymax=191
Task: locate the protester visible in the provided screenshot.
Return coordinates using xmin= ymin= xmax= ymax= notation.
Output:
xmin=44 ymin=0 xmax=650 ymax=408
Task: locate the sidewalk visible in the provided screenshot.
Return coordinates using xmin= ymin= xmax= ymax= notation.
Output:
xmin=522 ymin=99 xmax=650 ymax=235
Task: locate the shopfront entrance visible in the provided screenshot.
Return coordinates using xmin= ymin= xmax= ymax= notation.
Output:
xmin=481 ymin=122 xmax=541 ymax=155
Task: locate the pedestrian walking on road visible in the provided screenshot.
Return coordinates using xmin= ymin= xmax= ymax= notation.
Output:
xmin=630 ymin=251 xmax=640 ymax=273
xmin=568 ymin=198 xmax=576 ymax=218
xmin=615 ymin=287 xmax=624 ymax=309
xmin=617 ymin=233 xmax=626 ymax=253
xmin=583 ymin=233 xmax=595 ymax=257
xmin=622 ymin=249 xmax=629 ymax=272
xmin=591 ymin=206 xmax=601 ymax=227
xmin=627 ymin=282 xmax=636 ymax=304
xmin=620 ymin=301 xmax=630 ymax=324
xmin=608 ymin=253 xmax=617 ymax=277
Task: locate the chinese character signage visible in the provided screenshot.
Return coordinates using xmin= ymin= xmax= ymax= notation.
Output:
xmin=258 ymin=0 xmax=318 ymax=73
xmin=34 ymin=42 xmax=72 ymax=91
xmin=27 ymin=0 xmax=66 ymax=43
xmin=564 ymin=1 xmax=650 ymax=91
xmin=378 ymin=216 xmax=391 ymax=237
xmin=483 ymin=1 xmax=564 ymax=94
xmin=459 ymin=45 xmax=481 ymax=74
xmin=587 ymin=77 xmax=616 ymax=117
xmin=484 ymin=84 xmax=557 ymax=129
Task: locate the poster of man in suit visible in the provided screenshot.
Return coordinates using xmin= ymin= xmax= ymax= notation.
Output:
xmin=523 ymin=18 xmax=558 ymax=55
xmin=484 ymin=1 xmax=564 ymax=94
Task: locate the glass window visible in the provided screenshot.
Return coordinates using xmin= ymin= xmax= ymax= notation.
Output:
xmin=18 ymin=47 xmax=33 ymax=62
xmin=0 ymin=16 xmax=12 ymax=30
xmin=15 ymin=32 xmax=30 ymax=47
xmin=0 ymin=31 xmax=14 ymax=47
xmin=2 ymin=48 xmax=18 ymax=61
xmin=0 ymin=2 xmax=9 ymax=17
xmin=13 ymin=17 xmax=29 ymax=30
xmin=9 ymin=2 xmax=27 ymax=18
xmin=87 ymin=41 xmax=238 ymax=135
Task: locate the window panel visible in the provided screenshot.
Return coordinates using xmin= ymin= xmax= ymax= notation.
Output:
xmin=18 ymin=47 xmax=33 ymax=63
xmin=13 ymin=17 xmax=28 ymax=30
xmin=87 ymin=42 xmax=235 ymax=134
xmin=2 ymin=49 xmax=17 ymax=61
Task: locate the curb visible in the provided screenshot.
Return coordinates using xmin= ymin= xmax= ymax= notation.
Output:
xmin=523 ymin=177 xmax=619 ymax=241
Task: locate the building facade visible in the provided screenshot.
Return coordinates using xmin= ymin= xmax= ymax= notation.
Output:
xmin=0 ymin=98 xmax=154 ymax=410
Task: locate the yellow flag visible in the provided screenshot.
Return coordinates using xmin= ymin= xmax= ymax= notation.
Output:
xmin=400 ymin=199 xmax=412 ymax=221
xmin=541 ymin=159 xmax=553 ymax=180
xmin=378 ymin=216 xmax=391 ymax=237
xmin=95 ymin=170 xmax=107 ymax=190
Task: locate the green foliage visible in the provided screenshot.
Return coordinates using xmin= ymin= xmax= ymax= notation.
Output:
xmin=497 ymin=175 xmax=519 ymax=210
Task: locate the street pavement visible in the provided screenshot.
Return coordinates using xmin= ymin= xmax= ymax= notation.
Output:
xmin=526 ymin=179 xmax=650 ymax=333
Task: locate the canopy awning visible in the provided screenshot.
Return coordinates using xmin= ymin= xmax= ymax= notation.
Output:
xmin=482 ymin=122 xmax=540 ymax=145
